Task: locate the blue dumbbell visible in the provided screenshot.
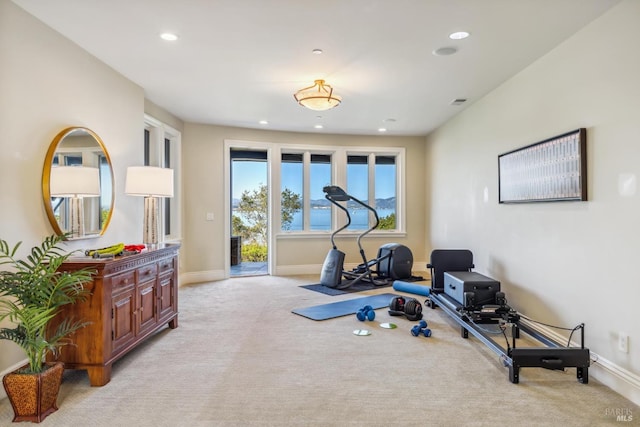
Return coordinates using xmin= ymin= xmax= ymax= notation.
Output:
xmin=356 ymin=305 xmax=376 ymax=321
xmin=411 ymin=320 xmax=431 ymax=337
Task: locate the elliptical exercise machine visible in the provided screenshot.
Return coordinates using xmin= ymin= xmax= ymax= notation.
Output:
xmin=319 ymin=185 xmax=413 ymax=289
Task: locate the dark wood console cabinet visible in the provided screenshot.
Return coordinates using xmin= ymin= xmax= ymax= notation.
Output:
xmin=49 ymin=244 xmax=180 ymax=386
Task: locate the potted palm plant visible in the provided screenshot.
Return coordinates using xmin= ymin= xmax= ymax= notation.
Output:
xmin=0 ymin=234 xmax=94 ymax=423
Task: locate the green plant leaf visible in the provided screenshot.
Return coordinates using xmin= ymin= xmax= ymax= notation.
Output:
xmin=0 ymin=234 xmax=95 ymax=373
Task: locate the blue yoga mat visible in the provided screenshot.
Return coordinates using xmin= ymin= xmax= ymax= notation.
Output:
xmin=392 ymin=280 xmax=431 ymax=296
xmin=292 ymin=293 xmax=398 ymax=321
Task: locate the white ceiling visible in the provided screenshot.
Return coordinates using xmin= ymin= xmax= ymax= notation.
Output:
xmin=13 ymin=0 xmax=620 ymax=136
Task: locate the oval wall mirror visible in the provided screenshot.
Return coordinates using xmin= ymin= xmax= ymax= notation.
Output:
xmin=42 ymin=127 xmax=114 ymax=240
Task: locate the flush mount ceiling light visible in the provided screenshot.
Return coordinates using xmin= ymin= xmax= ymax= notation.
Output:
xmin=449 ymin=31 xmax=470 ymax=40
xmin=160 ymin=32 xmax=179 ymax=41
xmin=294 ymin=79 xmax=342 ymax=111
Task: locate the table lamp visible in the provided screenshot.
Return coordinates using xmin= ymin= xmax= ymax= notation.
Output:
xmin=125 ymin=166 xmax=174 ymax=246
xmin=50 ymin=166 xmax=101 ymax=238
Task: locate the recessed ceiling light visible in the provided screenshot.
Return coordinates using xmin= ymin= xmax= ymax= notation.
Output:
xmin=449 ymin=31 xmax=470 ymax=40
xmin=259 ymin=120 xmax=269 ymax=125
xmin=312 ymin=48 xmax=323 ymax=55
xmin=432 ymin=47 xmax=458 ymax=56
xmin=314 ymin=124 xmax=324 ymax=129
xmin=160 ymin=33 xmax=179 ymax=41
xmin=378 ymin=128 xmax=387 ymax=133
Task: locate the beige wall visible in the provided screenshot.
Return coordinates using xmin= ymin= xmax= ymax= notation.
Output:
xmin=0 ymin=0 xmax=147 ymax=382
xmin=181 ymin=123 xmax=426 ymax=278
xmin=425 ymin=0 xmax=639 ymax=403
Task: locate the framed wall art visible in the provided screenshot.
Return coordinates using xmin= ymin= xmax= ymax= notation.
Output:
xmin=498 ymin=128 xmax=587 ymax=203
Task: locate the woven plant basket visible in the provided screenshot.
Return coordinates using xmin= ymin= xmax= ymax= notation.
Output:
xmin=2 ymin=361 xmax=64 ymax=423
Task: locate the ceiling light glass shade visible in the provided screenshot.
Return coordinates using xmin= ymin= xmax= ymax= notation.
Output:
xmin=294 ymin=79 xmax=342 ymax=111
xmin=50 ymin=166 xmax=100 ymax=197
xmin=160 ymin=32 xmax=179 ymax=41
xmin=125 ymin=166 xmax=174 ymax=197
xmin=449 ymin=31 xmax=470 ymax=40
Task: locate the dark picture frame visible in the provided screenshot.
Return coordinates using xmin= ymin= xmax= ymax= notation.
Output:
xmin=498 ymin=128 xmax=587 ymax=203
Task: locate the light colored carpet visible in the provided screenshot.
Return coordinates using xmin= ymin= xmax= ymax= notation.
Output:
xmin=1 ymin=274 xmax=637 ymax=426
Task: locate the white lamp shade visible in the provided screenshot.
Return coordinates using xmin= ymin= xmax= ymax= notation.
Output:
xmin=50 ymin=166 xmax=100 ymax=197
xmin=125 ymin=166 xmax=174 ymax=197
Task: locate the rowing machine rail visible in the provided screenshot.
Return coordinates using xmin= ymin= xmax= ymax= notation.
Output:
xmin=429 ymin=291 xmax=590 ymax=384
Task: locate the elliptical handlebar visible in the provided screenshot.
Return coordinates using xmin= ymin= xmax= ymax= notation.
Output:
xmin=322 ymin=190 xmax=351 ymax=249
xmin=323 ymin=185 xmax=350 ymax=202
xmin=322 ymin=185 xmax=380 ymax=252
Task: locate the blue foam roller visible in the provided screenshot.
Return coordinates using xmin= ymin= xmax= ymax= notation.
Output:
xmin=392 ymin=281 xmax=431 ymax=297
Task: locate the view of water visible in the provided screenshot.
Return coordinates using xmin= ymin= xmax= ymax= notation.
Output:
xmin=289 ymin=208 xmax=394 ymax=231
xmin=232 ymin=208 xmax=394 ymax=231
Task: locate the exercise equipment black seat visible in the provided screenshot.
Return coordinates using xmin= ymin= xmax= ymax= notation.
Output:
xmin=426 ymin=249 xmax=474 ymax=293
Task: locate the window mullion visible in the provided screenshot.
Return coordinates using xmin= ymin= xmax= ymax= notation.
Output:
xmin=368 ymin=153 xmax=376 ymax=228
xmin=303 ymin=151 xmax=311 ymax=230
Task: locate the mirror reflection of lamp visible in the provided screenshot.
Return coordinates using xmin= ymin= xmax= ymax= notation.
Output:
xmin=49 ymin=166 xmax=101 ymax=238
xmin=125 ymin=166 xmax=174 ymax=247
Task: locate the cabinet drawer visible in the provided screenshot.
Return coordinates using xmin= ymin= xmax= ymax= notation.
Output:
xmin=112 ymin=271 xmax=135 ymax=290
xmin=158 ymin=258 xmax=174 ymax=274
xmin=137 ymin=264 xmax=158 ymax=281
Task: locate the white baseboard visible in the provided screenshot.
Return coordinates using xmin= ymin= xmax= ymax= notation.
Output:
xmin=181 ymin=261 xmax=430 ymax=285
xmin=179 ymin=264 xmax=327 ymax=281
xmin=276 ymin=261 xmax=429 ymax=277
xmin=179 ymin=270 xmax=225 ymax=286
xmin=520 ymin=319 xmax=640 ymax=406
xmin=590 ymin=354 xmax=640 ymax=407
xmin=274 ymin=264 xmax=322 ymax=276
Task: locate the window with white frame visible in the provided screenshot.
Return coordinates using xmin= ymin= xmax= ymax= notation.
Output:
xmin=279 ymin=146 xmax=403 ymax=233
xmin=144 ymin=115 xmax=181 ymax=241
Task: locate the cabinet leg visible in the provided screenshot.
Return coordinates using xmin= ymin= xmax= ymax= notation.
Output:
xmin=87 ymin=365 xmax=112 ymax=387
xmin=168 ymin=316 xmax=178 ymax=329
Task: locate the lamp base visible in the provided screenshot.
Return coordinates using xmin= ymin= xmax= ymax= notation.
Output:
xmin=69 ymin=196 xmax=85 ymax=238
xmin=143 ymin=196 xmax=160 ymax=245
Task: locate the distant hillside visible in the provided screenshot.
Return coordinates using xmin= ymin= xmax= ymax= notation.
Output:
xmin=233 ymin=197 xmax=396 ymax=210
xmin=310 ymin=196 xmax=395 ymax=210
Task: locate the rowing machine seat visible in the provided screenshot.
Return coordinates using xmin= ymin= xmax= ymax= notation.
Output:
xmin=427 ymin=249 xmax=474 ymax=293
